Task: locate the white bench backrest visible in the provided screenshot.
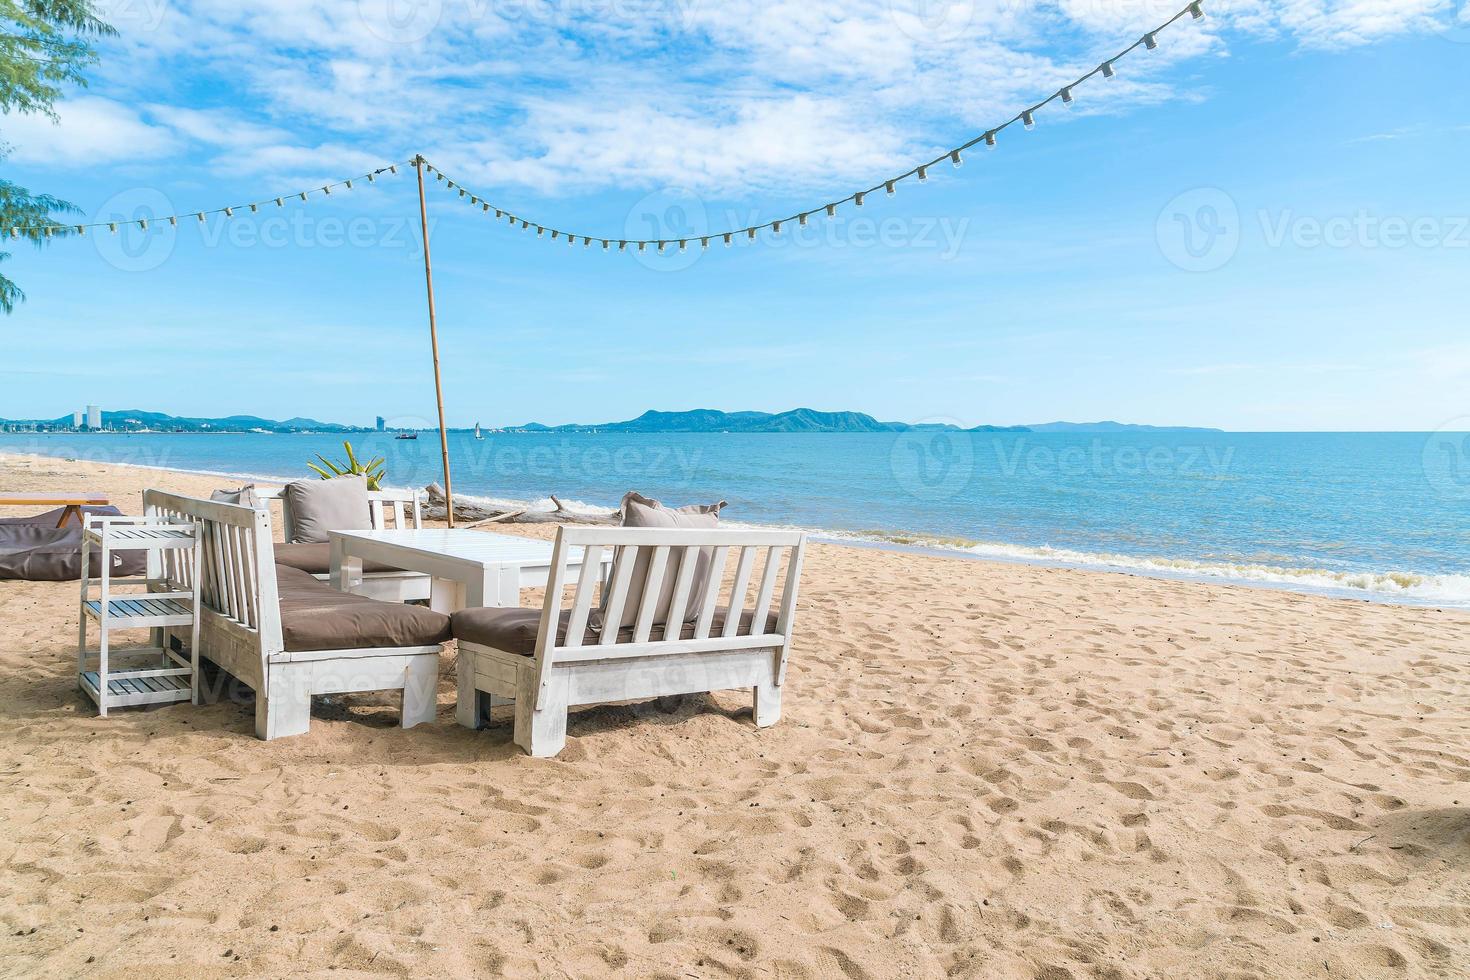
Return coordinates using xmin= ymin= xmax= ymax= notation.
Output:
xmin=254 ymin=485 xmax=422 ymax=542
xmin=143 ymin=490 xmax=283 ymax=668
xmin=529 ymin=527 xmax=807 ymax=705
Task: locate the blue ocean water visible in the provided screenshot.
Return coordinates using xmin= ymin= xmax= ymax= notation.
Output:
xmin=4 ymin=429 xmax=1467 ymax=607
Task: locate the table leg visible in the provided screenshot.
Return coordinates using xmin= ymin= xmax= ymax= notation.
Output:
xmin=57 ymin=505 xmax=81 ymax=528
xmin=430 ymin=577 xmax=464 ymax=614
xmin=330 ymin=538 xmax=362 ymax=594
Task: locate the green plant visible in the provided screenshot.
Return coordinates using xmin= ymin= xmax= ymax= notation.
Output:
xmin=307 ymin=441 xmax=386 ymax=491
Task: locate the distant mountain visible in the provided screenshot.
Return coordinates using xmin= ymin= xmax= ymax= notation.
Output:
xmin=1024 ymin=421 xmax=1224 ymax=434
xmin=1 ymin=410 xmax=364 ymax=434
xmin=509 ymin=409 xmax=1032 ymax=434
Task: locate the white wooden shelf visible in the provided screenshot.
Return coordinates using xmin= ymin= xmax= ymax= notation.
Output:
xmin=78 ymin=516 xmax=202 ymax=718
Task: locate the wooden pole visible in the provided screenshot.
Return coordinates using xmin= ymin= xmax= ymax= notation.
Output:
xmin=414 ymin=155 xmax=454 ymax=528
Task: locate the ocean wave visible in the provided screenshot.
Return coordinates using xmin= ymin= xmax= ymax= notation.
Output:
xmin=809 ymin=529 xmax=1470 ymax=608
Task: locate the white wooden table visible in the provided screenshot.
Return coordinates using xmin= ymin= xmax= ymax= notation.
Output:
xmin=327 ymin=528 xmax=611 ymax=729
xmin=327 ymin=528 xmax=605 ymax=613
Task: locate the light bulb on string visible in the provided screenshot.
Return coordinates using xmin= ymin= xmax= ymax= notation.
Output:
xmin=1144 ymin=32 xmax=1158 ymax=49
xmin=1189 ymin=2 xmax=1204 ymax=18
xmin=855 ymin=192 xmax=865 ymax=207
xmin=1022 ymin=110 xmax=1035 ymax=130
xmin=985 ymin=132 xmax=997 ymax=150
xmin=1060 ymin=86 xmax=1074 ymax=108
xmin=885 ymin=180 xmax=896 ymax=196
xmin=826 ymin=203 xmax=837 ymax=217
xmin=1101 ymin=61 xmax=1115 ymax=78
xmin=917 ymin=166 xmax=928 ymax=182
xmin=723 ymin=233 xmax=732 ymax=247
xmin=950 ymin=149 xmax=963 ymax=168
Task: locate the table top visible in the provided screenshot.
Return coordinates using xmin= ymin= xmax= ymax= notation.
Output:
xmin=0 ymin=495 xmax=110 ymax=506
xmin=330 ymin=528 xmax=591 ymax=568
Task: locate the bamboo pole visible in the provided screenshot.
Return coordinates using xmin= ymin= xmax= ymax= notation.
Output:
xmin=414 ymin=154 xmax=454 ymax=527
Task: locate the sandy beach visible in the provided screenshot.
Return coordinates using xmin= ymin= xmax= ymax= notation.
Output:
xmin=1 ymin=451 xmax=1467 ymax=978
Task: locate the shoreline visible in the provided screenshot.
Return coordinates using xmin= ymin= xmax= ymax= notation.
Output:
xmin=4 ymin=448 xmax=1465 ymax=611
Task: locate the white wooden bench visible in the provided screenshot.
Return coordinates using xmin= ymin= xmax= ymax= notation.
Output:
xmin=255 ymin=486 xmax=430 ymax=602
xmin=144 ymin=490 xmax=450 ymax=740
xmin=453 ymin=526 xmax=807 ymax=757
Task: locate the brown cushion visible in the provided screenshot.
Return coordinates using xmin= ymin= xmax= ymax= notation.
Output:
xmin=605 ymin=491 xmax=726 ymax=630
xmin=273 ymin=563 xmax=449 ymax=652
xmin=274 ymin=542 xmax=406 ymax=577
xmin=283 ymin=476 xmax=371 ymax=544
xmin=451 ymin=604 xmax=777 ymax=657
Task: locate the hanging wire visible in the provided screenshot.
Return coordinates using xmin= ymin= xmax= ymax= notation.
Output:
xmin=421 ymin=2 xmax=1208 ymax=251
xmin=13 ymin=2 xmax=1207 ymax=247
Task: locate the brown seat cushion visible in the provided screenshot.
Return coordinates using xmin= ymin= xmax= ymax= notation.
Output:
xmin=273 ymin=563 xmax=450 ymax=652
xmin=274 ymin=542 xmax=407 ymax=577
xmin=451 ymin=605 xmax=778 ymax=657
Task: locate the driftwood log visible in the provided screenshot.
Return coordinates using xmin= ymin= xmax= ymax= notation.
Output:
xmin=423 ymin=484 xmax=619 ymax=527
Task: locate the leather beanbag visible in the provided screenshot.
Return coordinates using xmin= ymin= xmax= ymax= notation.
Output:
xmin=0 ymin=522 xmax=147 ymax=582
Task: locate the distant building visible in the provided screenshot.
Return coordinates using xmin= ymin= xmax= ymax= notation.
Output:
xmin=376 ymin=416 xmax=386 ymax=432
xmin=72 ymin=411 xmax=84 ymax=429
xmin=86 ymin=405 xmax=102 ymax=430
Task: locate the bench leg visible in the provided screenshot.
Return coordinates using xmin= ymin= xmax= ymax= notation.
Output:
xmin=402 ymin=656 xmax=438 ymax=730
xmin=514 ymin=676 xmax=568 ymax=758
xmin=256 ymin=663 xmax=312 ymax=740
xmin=753 ymin=679 xmax=782 ymax=728
xmin=455 ymin=647 xmax=484 ymax=730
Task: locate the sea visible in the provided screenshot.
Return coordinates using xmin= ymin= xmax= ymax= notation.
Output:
xmin=3 ymin=429 xmax=1468 ymax=609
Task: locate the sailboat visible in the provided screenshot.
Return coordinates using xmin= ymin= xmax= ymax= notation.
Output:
xmin=473 ymin=422 xmax=484 ymax=441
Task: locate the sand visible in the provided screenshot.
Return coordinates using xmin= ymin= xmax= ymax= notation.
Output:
xmin=1 ymin=451 xmax=1468 ymax=979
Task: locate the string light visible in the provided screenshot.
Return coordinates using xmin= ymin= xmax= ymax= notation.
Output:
xmin=16 ymin=5 xmax=1209 ymax=246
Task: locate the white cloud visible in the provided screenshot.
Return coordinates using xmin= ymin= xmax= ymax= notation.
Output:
xmin=34 ymin=0 xmax=1459 ymax=195
xmin=3 ymin=96 xmax=179 ymax=165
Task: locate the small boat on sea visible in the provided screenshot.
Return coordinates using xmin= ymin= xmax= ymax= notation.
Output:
xmin=395 ymin=432 xmax=418 ymax=441
xmin=474 ymin=423 xmax=484 ymax=441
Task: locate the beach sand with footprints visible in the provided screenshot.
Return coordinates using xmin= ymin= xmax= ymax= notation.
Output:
xmin=2 ymin=453 xmax=1468 ymax=977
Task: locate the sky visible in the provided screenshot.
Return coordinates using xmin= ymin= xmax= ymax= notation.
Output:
xmin=2 ymin=0 xmax=1468 ymax=432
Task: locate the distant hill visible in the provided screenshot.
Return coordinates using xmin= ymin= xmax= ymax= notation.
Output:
xmin=1024 ymin=421 xmax=1224 ymax=434
xmin=505 ymin=409 xmax=1226 ymax=434
xmin=509 ymin=409 xmax=1032 ymax=434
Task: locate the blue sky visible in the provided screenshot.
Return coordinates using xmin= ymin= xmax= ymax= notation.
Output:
xmin=2 ymin=0 xmax=1468 ymax=432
